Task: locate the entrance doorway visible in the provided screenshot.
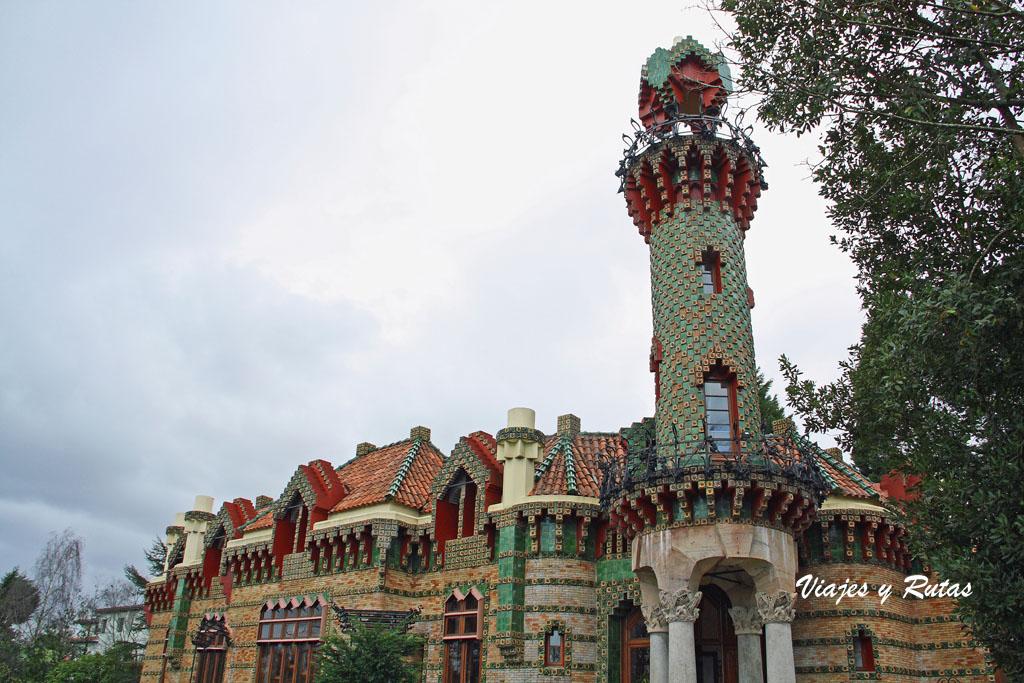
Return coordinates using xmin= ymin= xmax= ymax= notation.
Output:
xmin=694 ymin=585 xmax=738 ymax=683
xmin=620 ymin=607 xmax=650 ymax=683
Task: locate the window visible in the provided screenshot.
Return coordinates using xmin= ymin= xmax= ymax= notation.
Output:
xmin=194 ymin=616 xmax=230 ymax=683
xmin=544 ymin=627 xmax=564 ymax=667
xmin=443 ymin=589 xmax=482 ymax=683
xmin=853 ymin=630 xmax=875 ymax=671
xmin=699 ymin=250 xmax=721 ymax=294
xmin=255 ymin=599 xmax=324 ymax=683
xmin=704 ymin=372 xmax=737 ymax=450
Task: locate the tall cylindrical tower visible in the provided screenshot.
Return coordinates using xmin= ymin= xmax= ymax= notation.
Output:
xmin=619 ymin=36 xmax=766 ymax=450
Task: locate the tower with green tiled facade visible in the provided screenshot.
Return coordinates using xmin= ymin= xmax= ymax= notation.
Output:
xmin=620 ymin=36 xmax=767 ymax=449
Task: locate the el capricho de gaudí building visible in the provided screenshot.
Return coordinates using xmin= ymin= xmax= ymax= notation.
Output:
xmin=142 ymin=36 xmax=1001 ymax=683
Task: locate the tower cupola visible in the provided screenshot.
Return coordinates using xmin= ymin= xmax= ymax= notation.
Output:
xmin=617 ymin=36 xmax=767 ymax=449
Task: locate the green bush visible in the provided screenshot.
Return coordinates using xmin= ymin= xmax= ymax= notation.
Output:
xmin=315 ymin=623 xmax=423 ymax=683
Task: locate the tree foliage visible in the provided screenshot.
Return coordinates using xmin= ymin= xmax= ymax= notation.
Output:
xmin=28 ymin=529 xmax=82 ymax=642
xmin=43 ymin=642 xmax=141 ymax=683
xmin=755 ymin=367 xmax=787 ymax=427
xmin=719 ymin=0 xmax=1024 ymax=673
xmin=0 ymin=570 xmax=39 ymax=633
xmin=123 ymin=537 xmax=166 ymax=592
xmin=315 ymin=622 xmax=423 ymax=683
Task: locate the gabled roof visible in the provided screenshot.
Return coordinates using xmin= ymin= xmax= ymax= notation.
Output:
xmin=238 ymin=504 xmax=275 ymax=532
xmin=431 ymin=431 xmax=502 ymax=501
xmin=533 ymin=432 xmax=626 ymax=497
xmin=205 ymin=498 xmax=258 ymax=547
xmin=790 ymin=432 xmax=885 ymax=501
xmin=273 ymin=459 xmax=348 ymax=520
xmin=330 ymin=435 xmax=444 ymax=514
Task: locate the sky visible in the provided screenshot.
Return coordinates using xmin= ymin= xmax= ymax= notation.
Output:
xmin=0 ymin=1 xmax=862 ymax=591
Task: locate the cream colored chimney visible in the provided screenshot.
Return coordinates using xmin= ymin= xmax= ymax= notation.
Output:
xmin=496 ymin=408 xmax=543 ymax=507
xmin=162 ymin=512 xmax=186 ymax=576
xmin=181 ymin=495 xmax=215 ymax=567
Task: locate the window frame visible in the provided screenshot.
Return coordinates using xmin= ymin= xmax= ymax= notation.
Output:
xmin=703 ymin=369 xmax=739 ymax=449
xmin=255 ymin=597 xmax=326 ymax=683
xmin=442 ymin=589 xmax=483 ymax=683
xmin=544 ymin=626 xmax=565 ymax=668
xmin=699 ymin=249 xmax=722 ymax=295
xmin=852 ymin=629 xmax=875 ymax=672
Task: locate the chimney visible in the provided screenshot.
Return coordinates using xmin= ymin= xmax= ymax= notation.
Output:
xmin=182 ymin=495 xmax=215 ymax=567
xmin=496 ymin=408 xmax=544 ymax=507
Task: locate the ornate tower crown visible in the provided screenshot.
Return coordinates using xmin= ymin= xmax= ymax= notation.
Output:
xmin=638 ymin=35 xmax=733 ymax=128
xmin=617 ymin=37 xmax=767 ymax=449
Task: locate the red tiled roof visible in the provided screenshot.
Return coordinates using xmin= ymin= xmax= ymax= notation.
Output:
xmin=532 ymin=433 xmax=626 ymax=497
xmin=240 ymin=506 xmax=275 ymax=531
xmin=330 ymin=438 xmax=444 ymax=514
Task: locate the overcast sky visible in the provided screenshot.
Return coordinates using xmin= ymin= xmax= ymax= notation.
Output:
xmin=0 ymin=2 xmax=862 ymax=591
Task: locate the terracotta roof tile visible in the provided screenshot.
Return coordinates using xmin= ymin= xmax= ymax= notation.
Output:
xmin=532 ymin=433 xmax=626 ymax=497
xmin=330 ymin=438 xmax=444 ymax=514
xmin=240 ymin=506 xmax=275 ymax=531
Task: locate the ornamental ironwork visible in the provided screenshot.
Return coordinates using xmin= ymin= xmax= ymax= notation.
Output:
xmin=598 ymin=427 xmax=829 ymax=507
xmin=331 ymin=603 xmax=422 ymax=634
xmin=616 ymin=113 xmax=768 ymax=194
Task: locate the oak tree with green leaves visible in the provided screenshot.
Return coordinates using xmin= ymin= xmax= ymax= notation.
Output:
xmin=718 ymin=0 xmax=1024 ymax=673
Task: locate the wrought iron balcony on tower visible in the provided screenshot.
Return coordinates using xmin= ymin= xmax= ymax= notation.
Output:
xmin=599 ymin=431 xmax=829 ymax=509
xmin=615 ymin=113 xmax=769 ymax=195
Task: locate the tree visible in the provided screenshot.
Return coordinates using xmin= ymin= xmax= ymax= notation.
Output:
xmin=123 ymin=537 xmax=167 ymax=592
xmin=43 ymin=642 xmax=141 ymax=683
xmin=718 ymin=0 xmax=1024 ymax=673
xmin=755 ymin=367 xmax=786 ymax=427
xmin=315 ymin=622 xmax=423 ymax=683
xmin=28 ymin=529 xmax=83 ymax=642
xmin=0 ymin=569 xmax=39 ymax=634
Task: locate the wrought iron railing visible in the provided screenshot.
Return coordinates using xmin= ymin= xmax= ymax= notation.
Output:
xmin=616 ymin=113 xmax=768 ymax=193
xmin=599 ymin=431 xmax=829 ymax=506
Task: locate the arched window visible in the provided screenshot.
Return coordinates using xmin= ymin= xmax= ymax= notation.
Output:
xmin=544 ymin=626 xmax=564 ymax=668
xmin=255 ymin=597 xmax=324 ymax=683
xmin=193 ymin=615 xmax=230 ymax=683
xmin=443 ymin=589 xmax=482 ymax=683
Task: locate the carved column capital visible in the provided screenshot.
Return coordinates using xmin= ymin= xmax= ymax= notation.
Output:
xmin=755 ymin=590 xmax=797 ymax=624
xmin=641 ymin=601 xmax=668 ymax=633
xmin=728 ymin=606 xmax=762 ymax=635
xmin=660 ymin=587 xmax=702 ymax=623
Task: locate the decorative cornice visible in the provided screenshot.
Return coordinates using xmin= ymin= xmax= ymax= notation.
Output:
xmin=660 ymin=587 xmax=701 ymax=623
xmin=496 ymin=427 xmax=544 ymax=444
xmin=756 ymin=591 xmax=796 ymax=624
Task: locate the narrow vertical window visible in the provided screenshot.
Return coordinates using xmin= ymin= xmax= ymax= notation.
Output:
xmin=443 ymin=590 xmax=482 ymax=683
xmin=704 ymin=370 xmax=737 ymax=450
xmin=699 ymin=250 xmax=721 ymax=294
xmin=545 ymin=627 xmax=564 ymax=667
xmin=853 ymin=630 xmax=875 ymax=671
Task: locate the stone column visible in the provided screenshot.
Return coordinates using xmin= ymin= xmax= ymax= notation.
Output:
xmin=641 ymin=601 xmax=669 ymax=683
xmin=663 ymin=588 xmax=701 ymax=683
xmin=756 ymin=591 xmax=797 ymax=683
xmin=729 ymin=606 xmax=764 ymax=683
